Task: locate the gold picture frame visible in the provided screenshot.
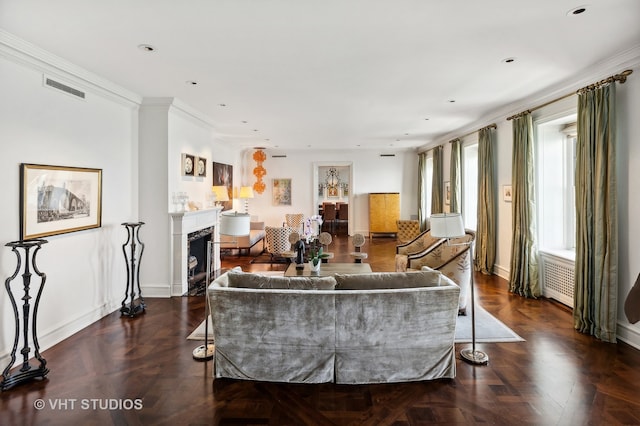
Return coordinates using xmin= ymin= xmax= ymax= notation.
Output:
xmin=20 ymin=163 xmax=102 ymax=240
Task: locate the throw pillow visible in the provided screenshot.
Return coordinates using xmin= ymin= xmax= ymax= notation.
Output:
xmin=334 ymin=270 xmax=441 ymax=290
xmin=227 ymin=271 xmax=336 ymax=290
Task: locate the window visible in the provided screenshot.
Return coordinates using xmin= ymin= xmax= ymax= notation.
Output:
xmin=536 ymin=114 xmax=577 ymax=256
xmin=462 ymin=142 xmax=478 ymax=231
xmin=424 ymin=156 xmax=433 ymax=218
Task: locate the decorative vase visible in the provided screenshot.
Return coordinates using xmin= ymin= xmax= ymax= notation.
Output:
xmin=309 ymin=260 xmax=321 ymax=273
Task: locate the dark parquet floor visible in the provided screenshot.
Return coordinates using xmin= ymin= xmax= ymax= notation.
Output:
xmin=2 ymin=235 xmax=640 ymax=425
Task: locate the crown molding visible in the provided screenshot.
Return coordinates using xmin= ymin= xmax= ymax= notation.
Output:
xmin=141 ymin=97 xmax=217 ymax=130
xmin=0 ymin=29 xmax=142 ymax=106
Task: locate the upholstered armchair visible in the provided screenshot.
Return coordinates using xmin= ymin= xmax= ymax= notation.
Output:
xmin=265 ymin=226 xmax=297 ymax=263
xmin=395 ymin=228 xmax=441 ymax=256
xmin=395 ymin=230 xmax=475 ymax=315
xmin=396 ymin=219 xmax=421 ymax=244
xmin=285 ymin=213 xmax=304 ymax=234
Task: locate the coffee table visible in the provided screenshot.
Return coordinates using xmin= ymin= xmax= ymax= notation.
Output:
xmin=284 ymin=262 xmax=372 ymax=277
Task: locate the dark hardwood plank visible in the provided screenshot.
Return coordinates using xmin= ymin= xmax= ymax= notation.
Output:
xmin=1 ymin=235 xmax=639 ymax=425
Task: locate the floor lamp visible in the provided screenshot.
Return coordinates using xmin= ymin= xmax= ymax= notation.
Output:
xmin=192 ymin=211 xmax=251 ymax=361
xmin=430 ymin=213 xmax=488 ymax=365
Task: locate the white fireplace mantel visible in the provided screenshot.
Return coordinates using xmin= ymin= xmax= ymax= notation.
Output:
xmin=170 ymin=207 xmax=222 ymax=296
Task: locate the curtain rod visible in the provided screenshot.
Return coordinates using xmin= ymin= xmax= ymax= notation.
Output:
xmin=507 ymin=69 xmax=633 ymax=121
xmin=418 ymin=123 xmax=497 ymax=154
xmin=449 ymin=123 xmax=497 ymax=143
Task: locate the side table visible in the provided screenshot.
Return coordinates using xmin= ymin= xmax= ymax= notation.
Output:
xmin=2 ymin=239 xmax=49 ymax=391
xmin=121 ymin=222 xmax=146 ymax=317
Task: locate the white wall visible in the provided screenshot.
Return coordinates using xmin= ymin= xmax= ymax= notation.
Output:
xmin=240 ymin=149 xmax=418 ymax=234
xmin=0 ymin=34 xmax=141 ymax=363
xmin=139 ymin=98 xmax=240 ymax=297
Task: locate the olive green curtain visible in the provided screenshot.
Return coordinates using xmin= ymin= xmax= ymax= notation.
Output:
xmin=475 ymin=128 xmax=496 ymax=274
xmin=431 ymin=146 xmax=444 ymax=214
xmin=574 ymin=83 xmax=618 ymax=343
xmin=509 ymin=113 xmax=540 ymax=297
xmin=418 ymin=152 xmax=429 ymax=231
xmin=449 ymin=139 xmax=461 ymax=213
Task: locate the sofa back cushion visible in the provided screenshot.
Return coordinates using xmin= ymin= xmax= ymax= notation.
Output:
xmin=334 ymin=270 xmax=441 ymax=290
xmin=226 ymin=271 xmax=337 ymax=290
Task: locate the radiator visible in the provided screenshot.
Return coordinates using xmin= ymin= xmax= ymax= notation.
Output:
xmin=539 ymin=252 xmax=575 ymax=308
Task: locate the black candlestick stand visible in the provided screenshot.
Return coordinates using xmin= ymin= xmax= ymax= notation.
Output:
xmin=120 ymin=222 xmax=146 ymax=317
xmin=2 ymin=239 xmax=49 ymax=391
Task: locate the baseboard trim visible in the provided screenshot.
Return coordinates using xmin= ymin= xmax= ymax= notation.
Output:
xmin=141 ymin=283 xmax=172 ymax=298
xmin=0 ymin=300 xmax=120 ymax=368
xmin=493 ymin=264 xmax=510 ymax=281
xmin=617 ymin=322 xmax=640 ymax=350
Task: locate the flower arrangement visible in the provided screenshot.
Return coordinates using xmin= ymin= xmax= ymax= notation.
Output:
xmin=303 ymin=215 xmax=323 ymax=243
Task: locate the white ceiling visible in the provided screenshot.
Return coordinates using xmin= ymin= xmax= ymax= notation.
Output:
xmin=1 ymin=0 xmax=639 ymax=151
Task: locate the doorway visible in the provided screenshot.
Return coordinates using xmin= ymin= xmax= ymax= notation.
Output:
xmin=313 ymin=162 xmax=354 ymax=236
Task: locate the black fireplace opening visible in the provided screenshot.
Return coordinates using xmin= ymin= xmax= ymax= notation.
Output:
xmin=187 ymin=227 xmax=214 ymax=295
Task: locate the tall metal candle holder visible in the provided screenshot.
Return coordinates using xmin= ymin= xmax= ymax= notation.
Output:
xmin=120 ymin=222 xmax=146 ymax=317
xmin=2 ymin=239 xmax=49 ymax=391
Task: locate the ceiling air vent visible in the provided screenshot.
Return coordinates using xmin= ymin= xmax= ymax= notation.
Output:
xmin=380 ymin=154 xmax=396 ymax=157
xmin=44 ymin=76 xmax=86 ymax=100
xmin=271 ymin=155 xmax=287 ymax=158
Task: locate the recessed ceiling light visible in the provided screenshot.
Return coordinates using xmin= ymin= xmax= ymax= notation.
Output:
xmin=502 ymin=57 xmax=516 ymax=64
xmin=424 ymin=118 xmax=430 ymax=121
xmin=253 ymin=129 xmax=259 ymax=132
xmin=404 ymin=133 xmax=409 ymax=136
xmin=218 ymin=103 xmax=226 ymax=107
xmin=567 ymin=6 xmax=587 ymax=16
xmin=137 ymin=44 xmax=156 ymax=52
xmin=265 ymin=139 xmax=270 ymax=142
xmin=241 ymin=120 xmax=248 ymax=124
xmin=185 ymin=80 xmax=197 ymax=85
xmin=448 ymin=100 xmax=456 ymax=103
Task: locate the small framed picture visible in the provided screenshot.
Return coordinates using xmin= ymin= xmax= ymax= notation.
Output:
xmin=272 ymin=178 xmax=292 ymax=206
xmin=182 ymin=153 xmax=195 ymax=176
xmin=195 ymin=157 xmax=206 ymax=177
xmin=444 ymin=181 xmax=450 ymax=205
xmin=503 ymin=185 xmax=513 ymax=202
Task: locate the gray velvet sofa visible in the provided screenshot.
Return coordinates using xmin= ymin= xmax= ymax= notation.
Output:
xmin=207 ymin=269 xmax=460 ymax=384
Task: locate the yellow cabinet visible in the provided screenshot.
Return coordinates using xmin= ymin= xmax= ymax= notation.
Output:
xmin=369 ymin=193 xmax=400 ymax=237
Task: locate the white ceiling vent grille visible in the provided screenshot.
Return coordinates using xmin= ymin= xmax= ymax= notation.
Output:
xmin=44 ymin=76 xmax=86 ymax=100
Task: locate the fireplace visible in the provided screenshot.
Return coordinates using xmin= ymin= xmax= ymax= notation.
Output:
xmin=170 ymin=208 xmax=222 ymax=296
xmin=187 ymin=226 xmax=214 ymax=294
